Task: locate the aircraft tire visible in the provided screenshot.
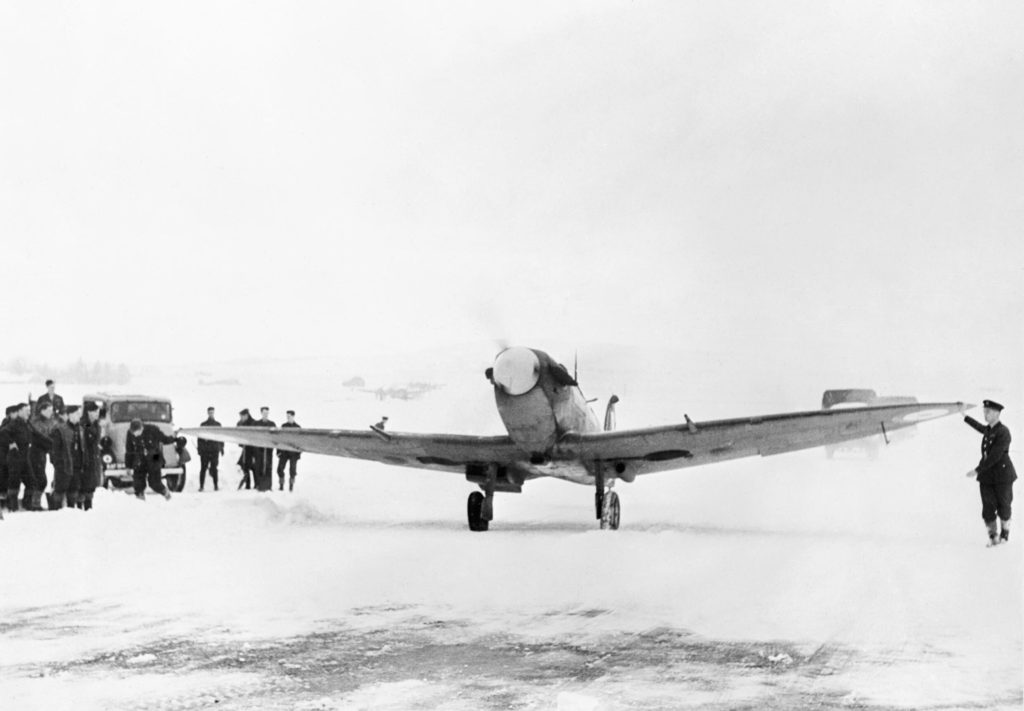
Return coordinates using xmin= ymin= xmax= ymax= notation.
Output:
xmin=601 ymin=491 xmax=620 ymax=531
xmin=608 ymin=492 xmax=620 ymax=530
xmin=467 ymin=491 xmax=488 ymax=532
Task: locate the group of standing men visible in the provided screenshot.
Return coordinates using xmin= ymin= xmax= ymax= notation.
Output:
xmin=195 ymin=406 xmax=301 ymax=492
xmin=0 ymin=380 xmax=104 ymax=512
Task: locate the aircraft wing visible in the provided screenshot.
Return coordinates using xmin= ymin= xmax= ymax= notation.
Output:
xmin=178 ymin=426 xmax=523 ymax=475
xmin=183 ymin=401 xmax=968 ymax=482
xmin=556 ymin=401 xmax=969 ymax=478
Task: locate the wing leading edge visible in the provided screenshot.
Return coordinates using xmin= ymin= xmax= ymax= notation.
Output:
xmin=555 ymin=401 xmax=968 ymax=479
xmin=179 ymin=426 xmax=524 ymax=475
xmin=182 ymin=401 xmax=968 ymax=483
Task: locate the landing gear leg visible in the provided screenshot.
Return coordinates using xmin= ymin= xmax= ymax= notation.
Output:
xmin=594 ymin=465 xmax=621 ymax=530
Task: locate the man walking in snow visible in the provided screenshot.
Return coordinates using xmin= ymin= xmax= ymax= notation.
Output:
xmin=126 ymin=418 xmax=178 ymax=500
xmin=963 ymin=400 xmax=1016 ymax=546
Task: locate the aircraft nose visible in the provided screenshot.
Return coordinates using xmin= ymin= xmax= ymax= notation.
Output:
xmin=490 ymin=347 xmax=541 ymax=396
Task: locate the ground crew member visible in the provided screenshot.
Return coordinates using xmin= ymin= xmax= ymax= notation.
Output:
xmin=254 ymin=406 xmax=276 ymax=491
xmin=126 ymin=418 xmax=178 ymax=500
xmin=36 ymin=382 xmax=64 ymax=503
xmin=47 ymin=406 xmax=77 ymax=510
xmin=197 ymin=406 xmax=224 ymax=491
xmin=0 ymin=405 xmax=18 ymax=509
xmin=6 ymin=403 xmax=47 ymax=510
xmin=29 ymin=401 xmax=57 ymax=499
xmin=36 ymin=379 xmax=65 ymax=415
xmin=964 ymin=400 xmax=1016 ymax=545
xmin=78 ymin=402 xmax=103 ymax=510
xmin=236 ymin=408 xmax=255 ymax=489
xmin=64 ymin=406 xmax=84 ymax=508
xmin=277 ymin=409 xmax=301 ymax=491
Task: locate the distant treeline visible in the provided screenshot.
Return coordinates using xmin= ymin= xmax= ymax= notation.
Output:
xmin=5 ymin=358 xmax=131 ymax=385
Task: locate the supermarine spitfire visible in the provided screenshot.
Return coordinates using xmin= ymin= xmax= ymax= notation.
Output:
xmin=183 ymin=346 xmax=969 ymax=531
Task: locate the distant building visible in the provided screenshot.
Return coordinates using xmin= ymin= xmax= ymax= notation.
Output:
xmin=343 ymin=376 xmax=366 ymax=388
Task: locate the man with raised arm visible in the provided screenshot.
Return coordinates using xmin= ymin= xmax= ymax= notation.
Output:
xmin=964 ymin=400 xmax=1016 ymax=546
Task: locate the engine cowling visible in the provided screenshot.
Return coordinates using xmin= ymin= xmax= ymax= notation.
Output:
xmin=489 ymin=347 xmax=541 ymax=396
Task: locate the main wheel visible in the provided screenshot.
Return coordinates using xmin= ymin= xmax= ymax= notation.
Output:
xmin=600 ymin=491 xmax=621 ymax=530
xmin=467 ymin=491 xmax=489 ymax=532
xmin=607 ymin=491 xmax=620 ymax=530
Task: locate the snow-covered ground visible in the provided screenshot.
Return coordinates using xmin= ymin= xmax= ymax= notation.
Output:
xmin=1 ymin=346 xmax=1020 ymax=710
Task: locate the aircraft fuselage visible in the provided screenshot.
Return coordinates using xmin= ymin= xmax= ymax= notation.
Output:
xmin=487 ymin=347 xmax=602 ymax=459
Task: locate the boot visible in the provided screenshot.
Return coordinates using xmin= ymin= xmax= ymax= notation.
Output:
xmin=83 ymin=494 xmax=93 ymax=511
xmin=278 ymin=475 xmax=284 ymax=491
xmin=288 ymin=476 xmax=295 ymax=492
xmin=986 ymin=520 xmax=1000 ymax=546
xmin=46 ymin=492 xmax=63 ymax=511
xmin=135 ymin=491 xmax=146 ymax=500
xmin=31 ymin=491 xmax=44 ymax=511
xmin=6 ymin=490 xmax=20 ymax=512
xmin=1000 ymin=519 xmax=1010 ymax=542
xmin=66 ymin=492 xmax=78 ymax=509
xmin=162 ymin=490 xmax=172 ymax=501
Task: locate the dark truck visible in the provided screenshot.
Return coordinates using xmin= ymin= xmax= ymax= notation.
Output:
xmin=822 ymin=389 xmax=918 ymax=459
xmin=83 ymin=393 xmax=189 ymax=492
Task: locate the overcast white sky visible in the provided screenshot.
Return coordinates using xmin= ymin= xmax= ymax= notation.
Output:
xmin=1 ymin=1 xmax=1021 ymax=393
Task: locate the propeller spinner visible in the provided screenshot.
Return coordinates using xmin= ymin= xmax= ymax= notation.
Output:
xmin=489 ymin=347 xmax=541 ymax=396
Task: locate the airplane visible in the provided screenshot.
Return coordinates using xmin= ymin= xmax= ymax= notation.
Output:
xmin=181 ymin=346 xmax=970 ymax=532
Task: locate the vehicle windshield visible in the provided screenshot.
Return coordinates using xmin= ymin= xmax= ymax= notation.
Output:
xmin=109 ymin=401 xmax=172 ymax=423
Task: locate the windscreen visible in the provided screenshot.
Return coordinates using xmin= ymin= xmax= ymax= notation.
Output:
xmin=109 ymin=401 xmax=172 ymax=423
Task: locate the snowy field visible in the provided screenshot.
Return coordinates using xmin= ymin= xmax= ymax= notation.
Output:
xmin=1 ymin=346 xmax=1020 ymax=710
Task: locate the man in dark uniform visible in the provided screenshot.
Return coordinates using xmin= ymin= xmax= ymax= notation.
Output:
xmin=47 ymin=405 xmax=78 ymax=510
xmin=36 ymin=379 xmax=65 ymax=416
xmin=126 ymin=418 xmax=179 ymax=500
xmin=197 ymin=406 xmax=224 ymax=492
xmin=964 ymin=400 xmax=1016 ymax=546
xmin=64 ymin=406 xmax=84 ymax=509
xmin=29 ymin=401 xmax=57 ymax=503
xmin=0 ymin=405 xmax=18 ymax=509
xmin=277 ymin=409 xmax=301 ymax=491
xmin=253 ymin=406 xmax=276 ymax=492
xmin=236 ymin=408 xmax=256 ymax=490
xmin=6 ymin=403 xmax=49 ymax=511
xmin=78 ymin=402 xmax=103 ymax=510
xmin=35 ymin=383 xmax=64 ymax=495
